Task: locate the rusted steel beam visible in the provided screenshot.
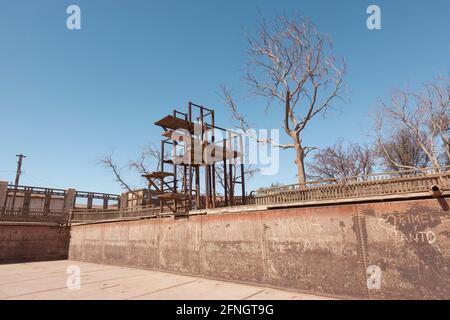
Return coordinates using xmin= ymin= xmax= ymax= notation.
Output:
xmin=205 ymin=165 xmax=210 ymax=209
xmin=229 ymin=163 xmax=234 ymax=206
xmin=195 ymin=166 xmax=200 ymax=210
xmin=241 ymin=163 xmax=246 ymax=205
xmin=223 ymin=139 xmax=229 ymax=207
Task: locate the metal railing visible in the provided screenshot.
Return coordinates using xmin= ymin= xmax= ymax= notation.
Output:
xmin=254 ymin=167 xmax=450 ymax=205
xmin=70 ymin=205 xmax=162 ymax=223
xmin=0 ymin=208 xmax=70 ymax=224
xmin=2 ymin=168 xmax=449 ymax=224
xmin=214 ymin=195 xmax=255 ymax=208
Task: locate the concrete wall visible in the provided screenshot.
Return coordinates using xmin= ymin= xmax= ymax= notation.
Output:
xmin=3 ymin=194 xmax=66 ymax=210
xmin=0 ymin=223 xmax=70 ymax=264
xmin=68 ymin=197 xmax=450 ymax=299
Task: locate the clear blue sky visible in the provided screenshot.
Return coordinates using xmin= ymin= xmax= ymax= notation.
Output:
xmin=0 ymin=0 xmax=449 ymax=194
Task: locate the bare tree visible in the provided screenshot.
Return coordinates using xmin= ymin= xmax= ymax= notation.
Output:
xmin=422 ymin=76 xmax=450 ymax=162
xmin=128 ymin=143 xmax=166 ymax=175
xmin=222 ymin=15 xmax=345 ymax=185
xmin=308 ymin=139 xmax=375 ymax=180
xmin=376 ymin=128 xmax=429 ymax=172
xmin=99 ymin=143 xmax=169 ymax=197
xmin=99 ymin=152 xmax=137 ymax=195
xmin=214 ymin=164 xmax=259 ymax=193
xmin=375 ymin=76 xmax=449 ymax=172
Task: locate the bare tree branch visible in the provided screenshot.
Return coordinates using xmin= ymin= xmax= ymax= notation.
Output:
xmin=221 ymin=85 xmax=294 ymax=150
xmin=99 ymin=153 xmax=139 ymax=196
xmin=307 ymin=139 xmax=375 ymax=181
xmin=222 ymin=14 xmax=345 ymax=184
xmin=374 ymin=75 xmax=449 ymax=173
xmin=214 ymin=164 xmax=260 ymax=191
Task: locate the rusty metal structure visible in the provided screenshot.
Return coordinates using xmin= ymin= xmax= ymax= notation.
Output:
xmin=143 ymin=102 xmax=246 ymax=213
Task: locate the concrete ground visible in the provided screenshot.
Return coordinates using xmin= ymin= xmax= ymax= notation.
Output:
xmin=0 ymin=260 xmax=328 ymax=300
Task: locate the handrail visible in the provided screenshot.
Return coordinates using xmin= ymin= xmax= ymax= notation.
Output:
xmin=0 ymin=208 xmax=69 ymax=224
xmin=256 ymin=166 xmax=450 ymax=195
xmin=254 ymin=168 xmax=450 ymax=205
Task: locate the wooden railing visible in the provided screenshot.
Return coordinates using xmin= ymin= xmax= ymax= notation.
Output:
xmin=254 ymin=168 xmax=450 ymax=205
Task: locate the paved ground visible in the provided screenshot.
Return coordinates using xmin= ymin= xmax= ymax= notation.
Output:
xmin=0 ymin=260 xmax=327 ymax=300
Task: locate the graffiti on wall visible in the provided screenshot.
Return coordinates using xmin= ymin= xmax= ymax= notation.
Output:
xmin=368 ymin=205 xmax=450 ymax=297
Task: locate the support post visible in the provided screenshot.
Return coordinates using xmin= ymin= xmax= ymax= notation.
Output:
xmin=211 ymin=110 xmax=216 ymax=208
xmin=229 ymin=163 xmax=234 ymax=206
xmin=205 ymin=165 xmax=210 ymax=209
xmin=102 ymin=195 xmax=109 ymax=210
xmin=43 ymin=189 xmax=52 ymax=215
xmin=223 ymin=139 xmax=228 ymax=206
xmin=0 ymin=181 xmax=8 ymax=214
xmin=188 ymin=164 xmax=192 ymax=211
xmin=87 ymin=193 xmax=93 ymax=209
xmin=241 ymin=163 xmax=246 ymax=205
xmin=23 ymin=187 xmax=31 ymax=213
xmin=172 ymin=140 xmax=177 ymax=193
xmin=211 ymin=164 xmax=216 ymax=208
xmin=195 ymin=166 xmax=200 ymax=209
xmin=64 ymin=188 xmax=76 ymax=221
xmin=119 ymin=192 xmax=128 ymax=211
xmin=239 ymin=134 xmax=246 ymax=205
xmin=64 ymin=189 xmax=77 ymax=210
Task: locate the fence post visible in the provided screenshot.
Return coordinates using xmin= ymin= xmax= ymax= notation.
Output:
xmin=120 ymin=192 xmax=128 ymax=211
xmin=63 ymin=189 xmax=76 ymax=224
xmin=0 ymin=181 xmax=8 ymax=214
xmin=64 ymin=188 xmax=76 ymax=210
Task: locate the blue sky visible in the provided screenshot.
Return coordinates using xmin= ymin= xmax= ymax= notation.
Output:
xmin=0 ymin=0 xmax=449 ymax=194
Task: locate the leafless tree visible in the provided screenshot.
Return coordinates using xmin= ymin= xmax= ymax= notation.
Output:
xmin=99 ymin=152 xmax=137 ymax=195
xmin=128 ymin=143 xmax=166 ymax=175
xmin=376 ymin=128 xmax=429 ymax=172
xmin=255 ymin=182 xmax=286 ymax=194
xmin=375 ymin=75 xmax=449 ymax=172
xmin=99 ymin=143 xmax=170 ymax=198
xmin=308 ymin=139 xmax=375 ymax=181
xmin=222 ymin=14 xmax=345 ymax=185
xmin=214 ymin=164 xmax=259 ymax=193
xmin=422 ymin=76 xmax=450 ymax=162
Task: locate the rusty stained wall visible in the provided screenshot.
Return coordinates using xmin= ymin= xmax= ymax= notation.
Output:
xmin=363 ymin=201 xmax=450 ymax=299
xmin=0 ymin=224 xmax=70 ymax=264
xmin=68 ymin=197 xmax=450 ymax=299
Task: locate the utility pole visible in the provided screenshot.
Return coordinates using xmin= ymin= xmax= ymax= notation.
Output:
xmin=11 ymin=154 xmax=26 ymax=210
